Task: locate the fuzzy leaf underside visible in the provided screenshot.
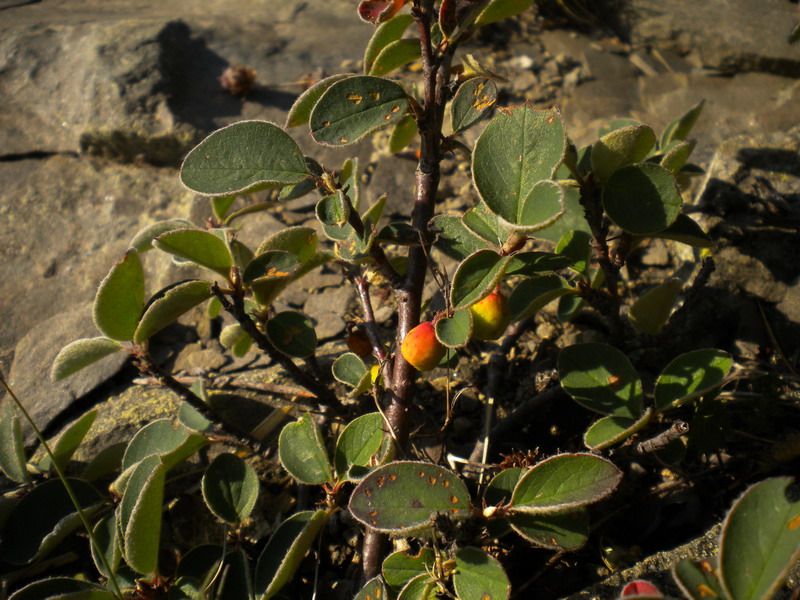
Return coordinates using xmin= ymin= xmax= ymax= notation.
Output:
xmin=133 ymin=280 xmax=213 ymax=344
xmin=278 ymin=414 xmax=333 ymax=485
xmin=93 ymin=249 xmax=145 ymax=341
xmin=51 ymin=337 xmax=122 ymax=382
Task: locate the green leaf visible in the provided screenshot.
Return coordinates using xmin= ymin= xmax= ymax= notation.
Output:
xmin=211 ymin=195 xmax=237 ymax=220
xmin=450 ymin=250 xmax=511 ymax=309
xmin=534 ymin=186 xmax=592 ymax=243
xmin=93 ymin=249 xmax=145 ymax=341
xmin=646 ymin=214 xmax=713 ymax=248
xmin=122 ymin=418 xmax=208 ymax=472
xmin=278 ymin=414 xmax=333 ymax=485
xmin=154 ymin=229 xmax=234 ymax=278
xmin=242 ymin=251 xmax=300 ymax=284
xmin=332 ymin=352 xmax=370 ymax=388
xmin=339 ymin=157 xmax=364 ymax=212
xmin=508 ymin=508 xmax=589 ymax=550
xmin=265 ymin=311 xmax=317 ymax=358
xmin=388 ymin=113 xmax=418 ymax=154
xmin=628 ymin=278 xmax=682 ymax=335
xmin=591 ymin=125 xmax=656 ymax=181
xmin=51 ymin=337 xmax=122 ymax=382
xmin=484 ymin=468 xmax=522 ymax=507
xmin=10 ymin=578 xmax=115 ymax=600
xmin=505 ymin=251 xmax=572 ymax=276
xmin=354 ymin=577 xmax=389 ymax=600
xmin=369 ymin=38 xmax=421 ymax=76
xmin=429 ymin=214 xmax=488 ymax=260
xmin=673 ymin=558 xmax=726 ymax=600
xmin=81 ymin=442 xmax=126 ymax=482
xmin=474 ymin=0 xmax=533 ymax=27
xmin=134 ymin=280 xmax=213 ymax=344
xmin=720 ymin=477 xmax=800 ymax=600
xmin=397 ymin=573 xmax=437 ymax=600
xmin=334 ymin=412 xmax=386 ymax=480
xmin=654 ymin=349 xmax=733 ymax=411
xmin=462 ymin=204 xmax=504 ymax=246
xmin=661 ymin=100 xmax=705 ymax=148
xmin=435 ymin=309 xmax=473 ymax=348
xmin=130 ymin=219 xmax=194 ymax=253
xmin=583 ymin=410 xmax=652 ymax=451
xmin=602 ymin=163 xmax=683 ymax=235
xmin=38 ymin=410 xmax=97 ymax=473
xmin=349 ymin=461 xmax=472 ymax=534
xmin=510 ymin=453 xmax=622 ymax=513
xmin=118 ymin=455 xmax=166 ymax=575
xmin=254 ymin=509 xmax=329 ymax=599
xmin=472 ymin=105 xmax=567 ymax=227
xmin=91 ymin=515 xmax=122 ymax=577
xmin=660 ymin=139 xmax=696 ymax=174
xmin=555 ymin=230 xmax=592 ymax=275
xmin=364 ymin=13 xmax=415 ymax=74
xmin=451 ymin=78 xmax=498 ymax=134
xmin=382 ymin=548 xmax=435 ymax=590
xmin=175 ymin=547 xmax=251 ymax=600
xmin=0 ymin=402 xmax=30 ymax=483
xmin=508 ymin=275 xmax=573 ymax=322
xmin=316 ymin=191 xmax=350 ymax=227
xmin=202 ymin=453 xmax=259 ymax=524
xmin=558 ymin=342 xmax=643 ymax=417
xmin=1 ymin=478 xmax=101 ymax=565
xmin=256 ymin=226 xmax=319 ymax=263
xmin=219 ymin=323 xmax=250 ymax=357
xmin=181 ymin=121 xmax=309 ymax=196
xmin=557 ymin=292 xmax=586 ymax=323
xmin=598 ymin=118 xmax=641 ymax=137
xmin=286 ymin=74 xmax=353 ymax=128
xmin=310 ymin=76 xmax=409 ymax=146
xmin=453 ymin=547 xmax=510 ymax=600
xmin=179 ymin=402 xmax=214 ymax=434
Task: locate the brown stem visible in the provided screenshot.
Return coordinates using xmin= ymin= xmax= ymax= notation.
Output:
xmin=362 ymin=0 xmax=453 ymax=581
xmin=211 ymin=284 xmax=343 ymax=411
xmin=132 ymin=352 xmax=269 ymax=454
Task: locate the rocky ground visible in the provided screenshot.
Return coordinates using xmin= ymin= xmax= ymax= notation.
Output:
xmin=1 ymin=0 xmax=799 ymax=598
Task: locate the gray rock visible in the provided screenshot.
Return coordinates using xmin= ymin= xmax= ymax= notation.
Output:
xmin=6 ymin=302 xmax=129 ymax=437
xmin=620 ymin=0 xmax=800 ymax=76
xmin=303 ymin=286 xmax=354 ymax=341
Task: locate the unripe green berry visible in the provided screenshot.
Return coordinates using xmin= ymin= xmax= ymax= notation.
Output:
xmin=469 ymin=291 xmax=510 ymax=341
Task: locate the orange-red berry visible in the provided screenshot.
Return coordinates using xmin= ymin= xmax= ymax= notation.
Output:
xmin=400 ymin=321 xmax=446 ymax=371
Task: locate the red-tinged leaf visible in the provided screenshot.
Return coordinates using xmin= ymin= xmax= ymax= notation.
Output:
xmin=359 ymin=0 xmax=410 ymax=24
xmin=621 ymin=581 xmax=663 ymax=598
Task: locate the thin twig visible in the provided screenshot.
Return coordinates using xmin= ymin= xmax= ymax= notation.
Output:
xmin=133 ymin=353 xmax=270 ymax=454
xmin=212 ymin=284 xmax=343 ymax=411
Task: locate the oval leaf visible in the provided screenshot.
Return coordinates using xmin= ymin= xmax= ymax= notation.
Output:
xmin=349 ymin=461 xmax=472 ymax=534
xmin=122 ymin=418 xmax=207 ymax=473
xmin=462 ymin=205 xmax=504 ymax=246
xmin=278 ymin=413 xmax=333 ymax=485
xmin=254 ymin=509 xmax=329 ymax=599
xmin=242 ymin=251 xmax=300 ymax=284
xmin=591 ymin=125 xmax=657 ymax=181
xmin=661 ymin=100 xmax=705 ymax=148
xmin=602 ymin=163 xmax=682 ymax=235
xmin=91 ymin=515 xmax=122 ymax=578
xmin=0 ymin=403 xmax=31 ymax=484
xmin=310 ymin=76 xmax=409 ymax=146
xmin=364 ymin=13 xmax=415 ymax=74
xmin=382 ymin=548 xmax=435 ymax=590
xmin=316 ymin=191 xmax=351 ymax=227
xmin=286 ymin=74 xmax=352 ymax=128
xmin=119 ymin=456 xmax=166 ymax=575
xmin=256 ymin=226 xmax=319 ymax=263
xmin=453 ymin=547 xmax=510 ymax=600
xmin=369 ymin=38 xmax=421 ymax=76
xmin=181 ymin=121 xmax=309 ymax=196
xmin=134 ymin=280 xmax=213 ymax=344
xmin=202 ymin=453 xmax=259 ymax=525
xmin=154 ymin=230 xmax=234 ymax=278
xmin=654 ymin=349 xmax=733 ymax=411
xmin=51 ymin=337 xmax=122 ymax=382
xmin=510 ymin=453 xmax=622 ymax=513
xmin=720 ymin=477 xmax=800 ymax=600
xmin=93 ymin=249 xmax=145 ymax=341
xmin=397 ymin=573 xmax=437 ymax=600
xmin=583 ymin=410 xmax=652 ymax=451
xmin=646 ymin=214 xmax=712 ymax=248
xmin=508 ymin=508 xmax=589 ymax=550
xmin=10 ymin=578 xmax=115 ymax=600
xmin=334 ymin=412 xmax=386 ymax=480
xmin=673 ymin=558 xmax=726 ymax=600
xmin=508 ymin=275 xmax=572 ymax=322
xmin=505 ymin=251 xmax=573 ymax=277
xmin=507 ymin=179 xmax=565 ymax=234
xmin=450 ymin=250 xmax=511 ymax=309
xmin=451 ymin=78 xmax=497 ymax=134
xmin=130 ymin=219 xmax=194 ymax=253
xmin=474 ymin=0 xmax=533 ymax=27
xmin=354 ymin=577 xmax=389 ymax=600
xmin=628 ymin=278 xmax=682 ymax=335
xmin=389 ymin=113 xmax=419 ymax=154
xmin=558 ymin=342 xmax=643 ymax=418
xmin=473 ymin=105 xmax=567 ymax=225
xmin=435 ymin=309 xmax=473 ymax=348
xmin=265 ymin=311 xmax=317 ymax=358
xmin=429 ymin=214 xmax=488 ymax=260
xmin=332 ymin=352 xmax=369 ymax=388
xmin=38 ymin=410 xmax=98 ymax=473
